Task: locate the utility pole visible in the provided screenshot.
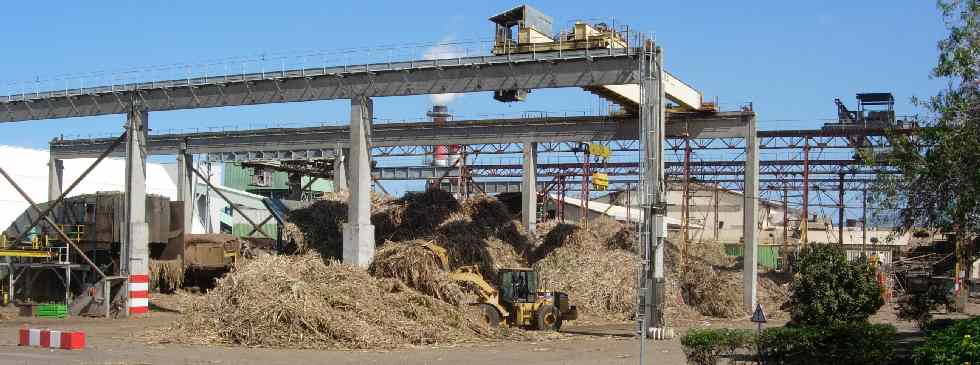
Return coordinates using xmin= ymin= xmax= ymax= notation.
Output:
xmin=638 ymin=38 xmax=668 ymax=343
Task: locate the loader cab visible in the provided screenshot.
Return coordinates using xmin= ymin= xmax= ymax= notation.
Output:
xmin=499 ymin=268 xmax=538 ymax=304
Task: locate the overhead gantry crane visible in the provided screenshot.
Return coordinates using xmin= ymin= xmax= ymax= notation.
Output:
xmin=489 ymin=5 xmax=715 ymax=113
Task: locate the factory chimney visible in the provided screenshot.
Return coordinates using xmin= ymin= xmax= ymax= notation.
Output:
xmin=428 ymin=105 xmax=459 ymax=167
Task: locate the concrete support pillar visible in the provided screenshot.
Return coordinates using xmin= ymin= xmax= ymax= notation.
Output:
xmin=47 ymin=157 xmax=63 ymax=203
xmin=342 ymin=97 xmax=375 ymax=267
xmin=123 ymin=107 xmax=150 ymax=316
xmin=176 ymin=144 xmax=194 ymax=234
xmin=521 ymin=143 xmax=537 ymax=235
xmin=333 ymin=147 xmax=348 ymax=192
xmin=742 ymin=113 xmax=760 ymax=313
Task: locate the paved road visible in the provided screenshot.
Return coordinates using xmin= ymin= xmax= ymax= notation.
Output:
xmin=0 ymin=313 xmax=691 ymax=365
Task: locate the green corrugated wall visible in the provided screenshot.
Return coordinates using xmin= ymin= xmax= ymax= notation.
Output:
xmin=232 ymin=223 xmax=279 ymax=238
xmin=724 ymin=244 xmax=781 ymax=269
xmin=223 ymin=163 xmax=334 ymax=192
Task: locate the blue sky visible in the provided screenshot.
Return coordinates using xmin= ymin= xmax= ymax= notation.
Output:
xmin=0 ymin=1 xmax=949 ymax=143
xmin=0 ymin=1 xmax=951 ymax=213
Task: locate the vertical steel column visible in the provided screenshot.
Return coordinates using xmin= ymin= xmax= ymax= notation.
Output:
xmin=558 ymin=175 xmax=566 ymax=222
xmin=801 ymin=138 xmax=811 ymax=244
xmin=682 ymin=135 xmax=691 ymax=252
xmin=123 ymin=106 xmax=150 ymax=316
xmin=47 ymin=156 xmax=63 ymax=203
xmin=582 ymin=153 xmax=591 ymax=226
xmin=342 ymin=96 xmax=375 ymax=267
xmin=333 ymin=147 xmax=349 ymax=192
xmin=782 ymin=188 xmax=789 ymax=245
xmin=782 ymin=187 xmax=789 ymax=271
xmin=838 ymin=172 xmax=845 ymax=245
xmin=713 ymin=183 xmax=720 ymax=241
xmin=176 ymin=142 xmax=194 ymax=234
xmin=742 ymin=112 xmax=759 ymax=313
xmin=521 ymin=143 xmax=538 ymax=235
xmin=862 ymin=188 xmax=868 ymax=256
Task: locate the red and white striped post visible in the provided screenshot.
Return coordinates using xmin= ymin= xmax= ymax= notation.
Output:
xmin=127 ymin=274 xmax=149 ymax=314
xmin=19 ymin=328 xmax=86 ymax=349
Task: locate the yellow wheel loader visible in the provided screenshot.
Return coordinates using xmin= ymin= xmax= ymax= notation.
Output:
xmin=422 ymin=243 xmax=578 ymax=330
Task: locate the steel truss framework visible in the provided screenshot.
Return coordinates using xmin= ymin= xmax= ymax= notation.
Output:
xmin=374 ymin=159 xmax=892 ymax=179
xmin=31 ymin=41 xmax=918 ymax=326
xmin=49 ymin=114 xmax=911 ymax=224
xmin=440 ymin=178 xmax=873 ymax=195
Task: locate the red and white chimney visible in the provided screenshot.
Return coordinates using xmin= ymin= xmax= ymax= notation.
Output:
xmin=428 ymin=105 xmax=459 ymax=167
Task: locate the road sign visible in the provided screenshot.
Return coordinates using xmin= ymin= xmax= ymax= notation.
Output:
xmin=751 ymin=303 xmax=767 ymax=323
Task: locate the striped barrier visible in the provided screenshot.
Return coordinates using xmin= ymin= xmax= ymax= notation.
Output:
xmin=19 ymin=328 xmax=85 ymax=349
xmin=128 ymin=274 xmax=149 ymax=315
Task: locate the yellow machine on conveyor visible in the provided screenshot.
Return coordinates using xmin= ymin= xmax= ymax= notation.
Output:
xmin=422 ymin=243 xmax=578 ymax=330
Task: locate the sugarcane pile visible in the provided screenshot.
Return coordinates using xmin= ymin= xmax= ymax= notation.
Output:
xmin=368 ymin=240 xmax=465 ymax=305
xmin=177 ymin=253 xmax=493 ymax=349
xmin=174 ymin=188 xmax=790 ymax=349
xmin=531 ymin=223 xmax=640 ymax=320
xmin=531 ymin=219 xmax=789 ymax=321
xmin=149 ymin=259 xmax=184 ymax=293
xmin=174 ymin=189 xmax=534 ymax=348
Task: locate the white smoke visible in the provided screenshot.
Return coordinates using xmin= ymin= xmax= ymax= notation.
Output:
xmin=430 ymin=93 xmax=457 ymax=105
xmin=423 ymin=39 xmax=463 ymax=105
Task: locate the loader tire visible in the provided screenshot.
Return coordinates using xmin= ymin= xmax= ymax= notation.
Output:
xmin=480 ymin=303 xmax=501 ymax=327
xmin=535 ymin=304 xmax=559 ymax=331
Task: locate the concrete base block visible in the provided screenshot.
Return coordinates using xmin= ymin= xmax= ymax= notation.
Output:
xmin=342 ymin=223 xmax=375 ymax=267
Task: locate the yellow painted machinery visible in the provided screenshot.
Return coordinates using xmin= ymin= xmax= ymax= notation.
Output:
xmin=490 ymin=7 xmax=627 ymax=56
xmin=487 ymin=5 xmax=715 ymax=112
xmin=423 ymin=243 xmax=578 ymax=330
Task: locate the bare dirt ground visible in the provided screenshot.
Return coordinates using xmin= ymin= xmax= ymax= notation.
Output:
xmin=0 ymin=295 xmax=973 ymax=365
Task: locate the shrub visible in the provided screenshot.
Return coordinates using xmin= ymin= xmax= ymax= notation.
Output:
xmin=790 ymin=245 xmax=884 ymax=326
xmin=680 ymin=328 xmax=755 ymax=365
xmin=757 ymin=323 xmax=896 ymax=365
xmin=913 ymin=316 xmax=980 ymax=365
xmin=896 ymin=277 xmax=952 ymax=330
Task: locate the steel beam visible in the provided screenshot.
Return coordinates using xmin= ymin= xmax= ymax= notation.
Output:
xmin=48 ymin=113 xmax=751 ymax=159
xmin=1 ymin=49 xmax=639 ymax=123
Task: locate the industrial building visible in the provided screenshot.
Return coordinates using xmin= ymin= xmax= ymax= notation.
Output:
xmin=0 ymin=6 xmax=949 ymax=352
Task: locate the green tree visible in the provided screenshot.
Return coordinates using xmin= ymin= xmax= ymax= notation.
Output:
xmin=869 ymin=0 xmax=980 ymax=311
xmin=789 ymin=245 xmax=884 ymax=326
